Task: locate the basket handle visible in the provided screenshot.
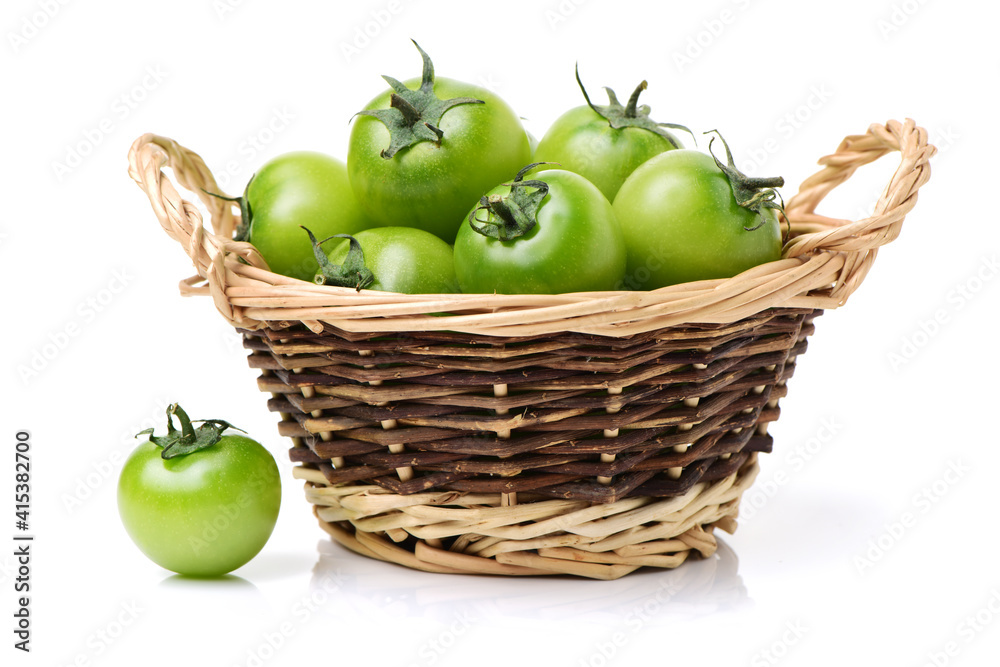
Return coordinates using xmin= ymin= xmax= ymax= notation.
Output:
xmin=783 ymin=118 xmax=935 ymax=302
xmin=127 ymin=133 xmax=269 ymax=315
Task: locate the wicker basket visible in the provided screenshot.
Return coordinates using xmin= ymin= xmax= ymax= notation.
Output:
xmin=128 ymin=119 xmax=933 ymax=579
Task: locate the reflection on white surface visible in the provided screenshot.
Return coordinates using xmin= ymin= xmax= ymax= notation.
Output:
xmin=156 ymin=572 xmax=271 ymax=618
xmin=308 ymin=536 xmax=750 ymax=625
xmin=159 ymin=573 xmax=260 ymax=591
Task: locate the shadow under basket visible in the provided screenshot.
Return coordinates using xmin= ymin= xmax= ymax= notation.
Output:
xmin=128 ymin=119 xmax=934 ymax=579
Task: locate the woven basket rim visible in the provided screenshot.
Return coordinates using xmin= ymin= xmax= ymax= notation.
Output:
xmin=127 ymin=119 xmax=934 ymax=338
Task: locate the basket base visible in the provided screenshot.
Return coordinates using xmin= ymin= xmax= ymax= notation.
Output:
xmin=300 ymin=454 xmax=759 ymax=580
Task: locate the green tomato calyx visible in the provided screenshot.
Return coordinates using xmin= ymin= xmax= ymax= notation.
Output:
xmin=137 ymin=403 xmax=245 ymax=460
xmin=355 ymin=40 xmax=484 ymax=159
xmin=575 ymin=63 xmax=694 ymax=148
xmin=705 ymin=130 xmax=787 ymax=233
xmin=303 ymin=227 xmax=375 ymax=291
xmin=202 ymin=176 xmax=254 ymax=243
xmin=469 ymin=163 xmax=555 ymax=241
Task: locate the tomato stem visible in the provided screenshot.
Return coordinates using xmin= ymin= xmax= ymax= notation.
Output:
xmin=390 ymin=93 xmax=421 ymax=126
xmin=136 ymin=403 xmax=245 ymax=460
xmin=574 ymin=63 xmax=694 ymax=148
xmin=704 ymin=130 xmax=788 ymax=234
xmin=354 ymin=40 xmax=484 ymax=159
xmin=468 ymin=163 xmax=554 ymax=241
xmin=202 ymin=174 xmax=254 ymax=243
xmin=303 ymin=227 xmax=374 ymax=291
xmin=744 ymin=176 xmax=785 ymax=189
xmin=623 ymin=80 xmax=648 ymax=119
xmin=482 ymin=195 xmax=521 ymax=231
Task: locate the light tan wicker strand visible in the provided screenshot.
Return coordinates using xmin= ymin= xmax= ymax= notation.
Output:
xmin=127 ymin=119 xmax=933 ymax=336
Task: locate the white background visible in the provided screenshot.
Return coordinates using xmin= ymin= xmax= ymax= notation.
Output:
xmin=2 ymin=0 xmax=997 ymax=665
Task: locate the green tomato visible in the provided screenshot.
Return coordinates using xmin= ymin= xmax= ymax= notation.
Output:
xmin=526 ymin=130 xmax=539 ymax=154
xmin=245 ymin=152 xmax=372 ymax=281
xmin=117 ymin=406 xmax=281 ymax=577
xmin=454 ymin=168 xmax=627 ymax=295
xmin=612 ymin=149 xmax=782 ymax=290
xmin=319 ymin=227 xmax=459 ymax=294
xmin=534 ymin=105 xmax=681 ymax=202
xmin=347 ymin=43 xmax=531 ymax=243
xmin=533 ymin=68 xmax=688 ymax=202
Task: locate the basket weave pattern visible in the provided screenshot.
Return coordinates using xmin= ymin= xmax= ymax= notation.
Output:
xmin=129 ymin=119 xmax=933 ymax=579
xmin=252 ymin=310 xmax=817 ymax=501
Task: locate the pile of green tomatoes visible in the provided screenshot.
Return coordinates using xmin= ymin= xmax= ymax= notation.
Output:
xmin=230 ymin=41 xmax=787 ymax=296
